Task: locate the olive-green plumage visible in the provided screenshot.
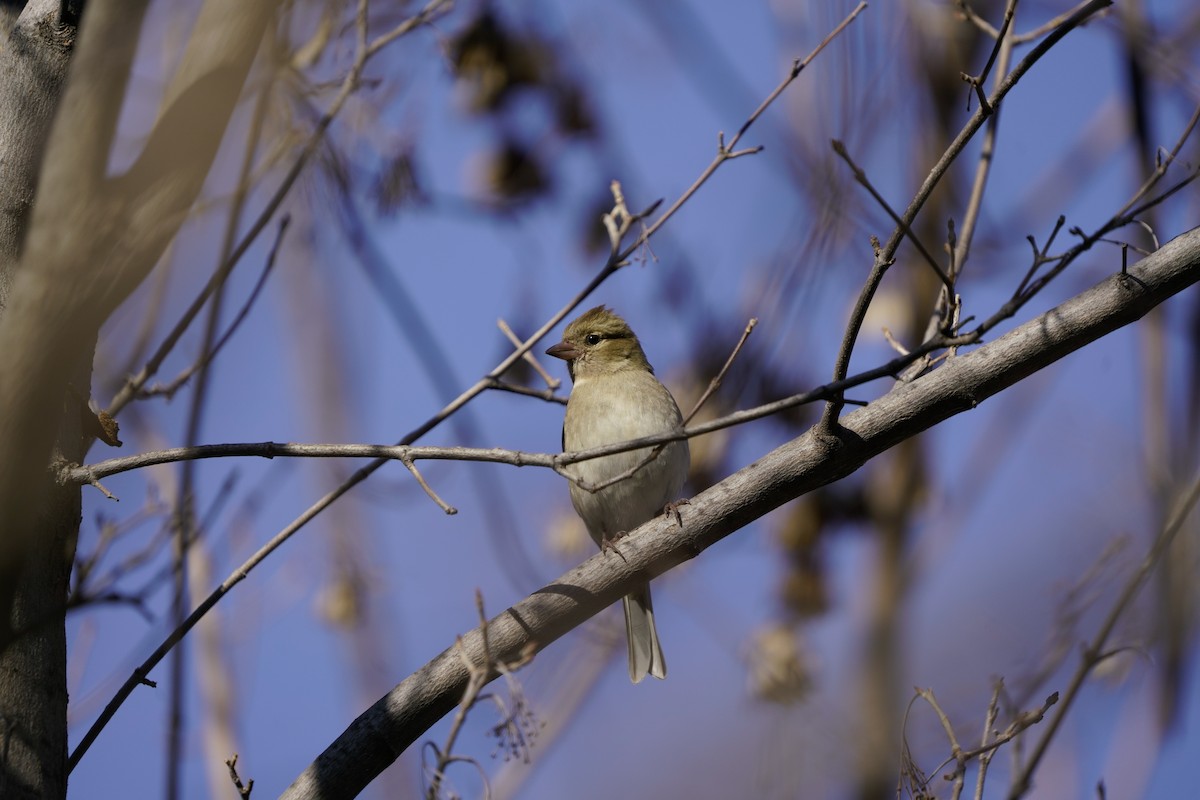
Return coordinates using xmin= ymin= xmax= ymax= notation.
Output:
xmin=546 ymin=306 xmax=689 ymax=683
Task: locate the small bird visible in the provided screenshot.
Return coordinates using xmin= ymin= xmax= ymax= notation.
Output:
xmin=546 ymin=305 xmax=690 ymax=683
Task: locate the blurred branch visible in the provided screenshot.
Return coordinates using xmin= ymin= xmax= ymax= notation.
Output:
xmin=139 ymin=216 xmax=291 ymax=401
xmin=831 ymin=140 xmax=952 ymax=290
xmin=281 ymin=224 xmax=1200 ymax=799
xmin=901 ymin=684 xmax=1057 ymax=799
xmin=423 ymin=591 xmax=535 ymax=800
xmin=1012 ymin=0 xmax=1115 ymax=43
xmin=105 ymin=0 xmax=452 ymax=416
xmin=953 ymin=2 xmax=1016 ymax=276
xmin=608 ymin=2 xmax=867 ymax=270
xmin=682 ymin=317 xmax=757 ymax=425
xmin=1007 ymin=472 xmax=1200 ymax=799
xmin=498 ymin=318 xmax=561 ymax=390
xmin=821 ymin=0 xmax=1113 ymax=432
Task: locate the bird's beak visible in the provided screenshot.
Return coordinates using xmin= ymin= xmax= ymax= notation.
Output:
xmin=545 ymin=341 xmax=580 ymax=361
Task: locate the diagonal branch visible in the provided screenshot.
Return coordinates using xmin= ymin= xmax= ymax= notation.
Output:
xmin=820 ymin=0 xmax=1113 ymax=432
xmin=281 ymin=225 xmax=1200 ymax=799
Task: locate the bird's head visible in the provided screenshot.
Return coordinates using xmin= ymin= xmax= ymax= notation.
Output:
xmin=545 ymin=305 xmax=653 ymax=382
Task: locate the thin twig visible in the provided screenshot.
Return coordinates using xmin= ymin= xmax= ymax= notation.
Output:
xmin=401 ymin=457 xmax=457 ymax=515
xmin=960 ymin=0 xmax=1016 ymax=114
xmin=917 ymin=688 xmax=967 ymax=800
xmin=424 ymin=590 xmax=531 ymax=800
xmin=497 ymin=318 xmax=560 ymax=390
xmin=953 ymin=2 xmax=1016 ymax=277
xmin=610 ymin=1 xmax=867 ymax=267
xmin=484 ymin=379 xmax=567 ymax=405
xmin=1007 ymin=474 xmax=1200 ymax=799
xmin=1113 ymin=102 xmax=1200 ymax=220
xmin=907 ymin=686 xmax=1057 ymax=799
xmin=973 ymin=680 xmax=1004 ymax=799
xmin=104 ymin=0 xmax=452 ymax=417
xmin=682 ymin=317 xmax=757 ymax=425
xmin=955 ymin=1 xmax=1001 ymax=38
xmin=820 ymin=0 xmax=1114 ymax=434
xmin=1012 ymin=0 xmax=1112 ymax=43
xmin=62 ymin=323 xmax=962 ymax=493
xmin=140 ymin=216 xmax=291 ymax=400
xmin=831 ymin=140 xmax=952 ymax=290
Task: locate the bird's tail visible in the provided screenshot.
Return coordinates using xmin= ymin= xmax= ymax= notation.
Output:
xmin=623 ymin=584 xmax=666 ymax=683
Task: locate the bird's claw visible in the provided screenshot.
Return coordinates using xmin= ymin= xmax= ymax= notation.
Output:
xmin=600 ymin=531 xmax=629 ymax=563
xmin=663 ymin=498 xmax=690 ymax=527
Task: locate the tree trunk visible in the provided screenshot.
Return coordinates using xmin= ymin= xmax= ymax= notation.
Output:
xmin=0 ymin=4 xmax=79 ymax=798
xmin=0 ymin=1 xmax=278 ymax=796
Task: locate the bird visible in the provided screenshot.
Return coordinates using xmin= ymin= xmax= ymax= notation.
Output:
xmin=546 ymin=305 xmax=690 ymax=683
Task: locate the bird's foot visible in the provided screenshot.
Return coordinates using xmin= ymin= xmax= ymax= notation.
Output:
xmin=663 ymin=498 xmax=690 ymax=527
xmin=600 ymin=531 xmax=629 ymax=563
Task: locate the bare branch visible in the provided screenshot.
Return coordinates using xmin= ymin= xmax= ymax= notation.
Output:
xmin=139 ymin=216 xmax=291 ymax=400
xmin=1007 ymin=471 xmax=1200 ymax=799
xmin=820 ymin=0 xmax=1114 ymax=432
xmin=831 ymin=140 xmax=953 ymax=290
xmin=401 ymin=457 xmax=457 ymax=516
xmin=497 ymin=318 xmax=560 ymax=391
xmin=105 ymin=0 xmax=452 ymax=416
xmin=613 ymin=2 xmax=867 ymax=268
xmin=682 ymin=317 xmax=757 ymax=426
xmin=282 ymin=226 xmax=1200 ymax=799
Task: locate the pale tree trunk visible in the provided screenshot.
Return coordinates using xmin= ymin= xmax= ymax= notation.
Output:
xmin=0 ymin=2 xmax=279 ymax=797
xmin=0 ymin=4 xmax=86 ymax=798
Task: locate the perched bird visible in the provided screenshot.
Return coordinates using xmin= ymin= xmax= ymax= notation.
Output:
xmin=546 ymin=305 xmax=690 ymax=683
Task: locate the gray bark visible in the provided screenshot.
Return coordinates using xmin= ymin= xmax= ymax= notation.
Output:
xmin=0 ymin=4 xmax=79 ymax=798
xmin=0 ymin=0 xmax=73 ymax=307
xmin=283 ymin=226 xmax=1200 ymax=799
xmin=0 ymin=1 xmax=279 ymax=797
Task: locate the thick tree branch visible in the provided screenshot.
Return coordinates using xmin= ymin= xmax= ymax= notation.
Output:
xmin=282 ymin=227 xmax=1200 ymax=799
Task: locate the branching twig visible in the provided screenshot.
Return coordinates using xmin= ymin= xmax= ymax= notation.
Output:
xmin=424 ymin=591 xmax=534 ymax=800
xmin=832 ymin=140 xmax=953 ymax=290
xmin=139 ymin=216 xmax=291 ymax=400
xmin=1006 ymin=474 xmax=1200 ymax=799
xmin=497 ymin=318 xmax=560 ymax=390
xmin=960 ymin=0 xmax=1016 ymax=114
xmin=401 ymin=457 xmax=457 ymax=515
xmin=225 ymin=753 xmax=253 ymax=800
xmin=104 ymin=0 xmax=452 ymax=417
xmin=820 ymin=0 xmax=1113 ymax=434
xmin=904 ymin=686 xmax=1057 ymax=800
xmin=682 ymin=317 xmax=757 ymax=426
xmin=606 ymin=1 xmax=867 ymax=270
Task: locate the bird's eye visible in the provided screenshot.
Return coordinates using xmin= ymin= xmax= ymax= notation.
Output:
xmin=584 ymin=334 xmax=601 ymax=346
